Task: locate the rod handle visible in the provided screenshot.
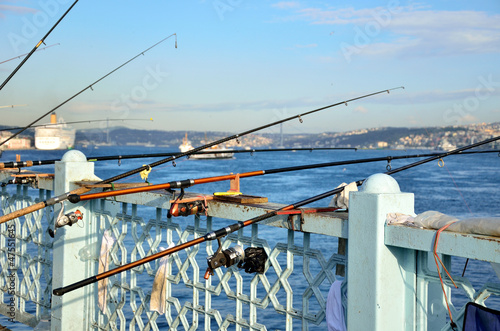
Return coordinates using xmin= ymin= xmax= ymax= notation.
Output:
xmin=0 ymin=186 xmax=90 ymax=225
xmin=0 ymin=201 xmax=47 ymax=224
xmin=53 ymin=276 xmax=97 ymax=296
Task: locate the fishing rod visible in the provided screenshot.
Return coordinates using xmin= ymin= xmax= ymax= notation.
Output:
xmin=0 ymin=87 xmax=402 ymax=224
xmin=0 ymin=1 xmax=78 ymax=91
xmin=0 ymin=33 xmax=177 ymax=148
xmin=0 ymin=147 xmax=357 ymax=169
xmin=65 ymin=149 xmax=500 ymax=203
xmin=1 ymin=147 xmax=495 ymax=172
xmin=52 ymin=134 xmax=500 ymax=296
xmin=0 ymin=104 xmax=28 ymax=109
xmin=0 ymin=43 xmax=60 ymax=65
xmin=0 ymin=118 xmax=153 ymax=132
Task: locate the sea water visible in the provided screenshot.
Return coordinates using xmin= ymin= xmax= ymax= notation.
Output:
xmin=0 ymin=146 xmax=499 ymax=330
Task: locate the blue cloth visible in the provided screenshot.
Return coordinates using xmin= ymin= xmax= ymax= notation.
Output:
xmin=326 ymin=281 xmax=346 ymax=331
xmin=463 ymin=302 xmax=500 ymax=331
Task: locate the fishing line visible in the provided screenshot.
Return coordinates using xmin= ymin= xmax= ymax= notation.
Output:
xmin=0 ymin=33 xmax=177 ymax=148
xmin=0 ymin=1 xmax=78 ymax=91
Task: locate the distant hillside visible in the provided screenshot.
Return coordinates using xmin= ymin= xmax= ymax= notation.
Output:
xmin=76 ymin=129 xmax=234 ymax=147
xmin=75 ymin=123 xmax=499 ymax=150
xmin=3 ymin=122 xmax=497 ymax=150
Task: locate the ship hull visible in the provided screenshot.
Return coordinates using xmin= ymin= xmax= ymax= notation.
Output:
xmin=35 ymin=127 xmax=75 ymax=150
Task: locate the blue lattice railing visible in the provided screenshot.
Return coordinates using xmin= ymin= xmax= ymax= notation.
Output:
xmin=0 ymin=159 xmax=499 ymax=331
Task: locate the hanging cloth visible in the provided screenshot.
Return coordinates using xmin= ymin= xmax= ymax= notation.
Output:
xmin=463 ymin=302 xmax=500 ymax=330
xmin=326 ymin=280 xmax=347 ymax=331
xmin=150 ymin=242 xmax=175 ymax=315
xmin=98 ymin=230 xmax=115 ymax=312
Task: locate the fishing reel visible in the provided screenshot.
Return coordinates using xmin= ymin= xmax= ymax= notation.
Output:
xmin=168 ymin=200 xmax=206 ymax=217
xmin=167 ymin=188 xmax=207 ymax=218
xmin=204 ymin=238 xmax=268 ymax=279
xmin=1 ymin=177 xmax=35 ymax=187
xmin=48 ymin=204 xmax=83 ymax=238
xmin=204 ymin=238 xmax=245 ymax=279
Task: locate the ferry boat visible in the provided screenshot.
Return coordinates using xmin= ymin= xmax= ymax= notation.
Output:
xmin=179 ymin=132 xmax=234 ymax=159
xmin=34 ymin=113 xmax=76 ymax=150
xmin=437 ymin=138 xmax=458 ymax=151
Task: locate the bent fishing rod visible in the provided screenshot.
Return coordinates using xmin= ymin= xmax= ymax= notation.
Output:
xmin=0 ymin=1 xmax=78 ymax=91
xmin=0 ymin=87 xmax=403 ymax=224
xmin=0 ymin=33 xmax=177 ymax=148
xmin=0 ymin=147 xmax=357 ymax=169
xmin=65 ymin=148 xmax=500 ymax=203
xmin=52 ymin=134 xmax=500 ymax=296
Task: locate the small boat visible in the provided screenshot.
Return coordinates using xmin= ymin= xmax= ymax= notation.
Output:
xmin=438 ymin=139 xmax=456 ymax=151
xmin=34 ymin=113 xmax=75 ymax=150
xmin=179 ymin=133 xmax=234 ymax=159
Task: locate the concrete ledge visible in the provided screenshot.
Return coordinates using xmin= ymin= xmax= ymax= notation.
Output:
xmin=109 ymin=189 xmax=348 ymax=238
xmin=385 ymin=224 xmax=500 ymax=263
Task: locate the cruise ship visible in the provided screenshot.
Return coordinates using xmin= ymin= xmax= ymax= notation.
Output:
xmin=34 ymin=113 xmax=76 ymax=150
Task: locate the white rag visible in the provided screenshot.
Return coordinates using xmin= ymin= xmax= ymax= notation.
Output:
xmin=329 ymin=182 xmax=358 ymax=210
xmin=386 ymin=211 xmax=500 ymax=237
xmin=326 ymin=280 xmax=346 ymax=331
xmin=98 ymin=230 xmax=115 ymax=313
xmin=386 ymin=212 xmax=418 ymax=227
xmin=150 ymin=242 xmax=175 ymax=315
xmin=413 ymin=211 xmax=500 ymax=237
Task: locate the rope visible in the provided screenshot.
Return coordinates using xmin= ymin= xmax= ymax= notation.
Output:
xmin=433 ymin=221 xmax=458 ymax=329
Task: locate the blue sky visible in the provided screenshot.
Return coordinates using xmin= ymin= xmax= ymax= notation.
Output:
xmin=0 ymin=0 xmax=499 ymax=135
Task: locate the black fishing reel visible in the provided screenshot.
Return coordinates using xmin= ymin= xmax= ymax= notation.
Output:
xmin=238 ymin=246 xmax=268 ymax=274
xmin=204 ymin=238 xmax=268 ymax=279
xmin=1 ymin=177 xmax=33 ymax=187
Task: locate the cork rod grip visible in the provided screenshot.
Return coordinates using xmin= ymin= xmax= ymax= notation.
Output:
xmin=0 ymin=186 xmax=90 ymax=225
xmin=0 ymin=201 xmax=47 ymax=224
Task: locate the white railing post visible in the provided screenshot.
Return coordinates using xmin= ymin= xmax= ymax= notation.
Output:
xmin=347 ymin=173 xmax=416 ymax=331
xmin=51 ymin=150 xmax=100 ymax=331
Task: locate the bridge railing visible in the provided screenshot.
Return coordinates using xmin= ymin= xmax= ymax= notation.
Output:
xmin=0 ymin=150 xmax=499 ymax=331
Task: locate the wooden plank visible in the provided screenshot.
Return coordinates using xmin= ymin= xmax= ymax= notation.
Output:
xmin=73 ymin=181 xmax=149 ymax=189
xmin=213 ymin=194 xmax=268 ymax=204
xmin=11 ymin=173 xmax=54 ymax=178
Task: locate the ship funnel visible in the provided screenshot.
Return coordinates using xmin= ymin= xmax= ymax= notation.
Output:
xmin=50 ymin=113 xmax=57 ymax=124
